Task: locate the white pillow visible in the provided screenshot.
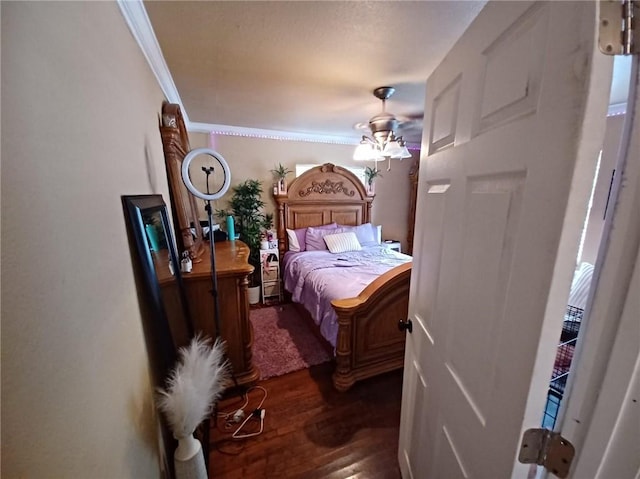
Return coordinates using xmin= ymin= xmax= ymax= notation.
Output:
xmin=286 ymin=228 xmax=302 ymax=252
xmin=568 ymin=262 xmax=594 ymax=310
xmin=324 ymin=232 xmax=362 ymax=253
xmin=374 ymin=225 xmax=382 ymax=244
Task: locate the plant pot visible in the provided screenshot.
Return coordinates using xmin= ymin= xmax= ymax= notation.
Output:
xmin=248 ymin=285 xmax=260 ymax=305
xmin=366 ymin=182 xmax=375 ymax=196
xmin=277 ymin=178 xmax=287 ymax=195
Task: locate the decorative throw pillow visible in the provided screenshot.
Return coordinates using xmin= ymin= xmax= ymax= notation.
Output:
xmin=287 ymin=223 xmax=337 ymax=252
xmin=305 ymin=225 xmax=342 ymax=251
xmin=286 ymin=228 xmax=306 ymax=252
xmin=338 ymin=223 xmax=378 ymax=247
xmin=324 ymin=232 xmax=362 ymax=253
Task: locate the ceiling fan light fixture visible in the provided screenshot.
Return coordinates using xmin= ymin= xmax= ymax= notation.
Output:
xmin=354 ymin=86 xmax=413 ymax=171
xmin=382 ymin=138 xmax=405 ymax=158
xmin=398 ymin=139 xmax=412 ymax=159
xmin=353 ymin=137 xmax=383 ymax=161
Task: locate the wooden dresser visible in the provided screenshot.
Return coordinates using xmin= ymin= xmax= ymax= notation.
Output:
xmin=159 ymin=240 xmax=259 ymax=387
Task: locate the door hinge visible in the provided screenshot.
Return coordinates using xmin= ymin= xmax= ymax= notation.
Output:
xmin=518 ymin=428 xmax=575 ymax=478
xmin=599 ymin=0 xmax=639 ymax=55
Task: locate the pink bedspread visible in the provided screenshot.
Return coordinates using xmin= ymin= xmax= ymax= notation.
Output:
xmin=282 ymin=246 xmax=411 ymax=349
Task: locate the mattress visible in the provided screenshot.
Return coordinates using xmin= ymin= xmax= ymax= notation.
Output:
xmin=282 ymin=246 xmax=412 ymax=348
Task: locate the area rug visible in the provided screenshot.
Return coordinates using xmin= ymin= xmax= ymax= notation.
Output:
xmin=250 ymin=303 xmax=332 ymax=379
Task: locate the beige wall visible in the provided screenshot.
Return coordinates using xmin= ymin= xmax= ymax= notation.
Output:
xmin=188 ymin=132 xmax=418 ymax=251
xmin=2 ymin=3 xmax=169 ymax=477
xmin=580 ymin=115 xmax=625 ymax=265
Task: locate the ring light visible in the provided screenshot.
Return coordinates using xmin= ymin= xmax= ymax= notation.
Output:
xmin=181 ymin=148 xmax=231 ymax=200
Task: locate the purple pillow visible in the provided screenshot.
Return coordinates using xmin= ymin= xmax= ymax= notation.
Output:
xmin=338 ymin=223 xmax=378 ymax=247
xmin=287 ymin=223 xmax=337 ymax=252
xmin=305 ymin=225 xmax=343 ymax=251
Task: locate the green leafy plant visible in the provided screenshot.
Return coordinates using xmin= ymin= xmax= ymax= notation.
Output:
xmin=364 ymin=166 xmax=382 ymax=186
xmin=216 ymin=180 xmax=272 ymax=285
xmin=270 ymin=163 xmax=292 ymax=180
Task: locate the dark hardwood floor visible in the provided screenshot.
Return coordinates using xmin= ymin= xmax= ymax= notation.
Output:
xmin=208 ymin=362 xmax=404 ymax=478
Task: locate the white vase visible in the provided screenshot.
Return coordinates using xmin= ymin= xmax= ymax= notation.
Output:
xmin=366 ymin=182 xmax=375 ymax=195
xmin=278 ymin=178 xmax=287 ymax=194
xmin=248 ymin=285 xmax=260 ymax=305
xmin=174 ymin=434 xmax=207 ymax=479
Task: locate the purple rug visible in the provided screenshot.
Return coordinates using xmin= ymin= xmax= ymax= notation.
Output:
xmin=250 ymin=304 xmax=332 ymax=379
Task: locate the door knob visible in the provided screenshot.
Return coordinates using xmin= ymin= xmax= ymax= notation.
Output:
xmin=398 ymin=319 xmax=413 ymax=333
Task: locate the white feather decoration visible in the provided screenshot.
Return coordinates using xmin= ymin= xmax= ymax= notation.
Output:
xmin=157 ymin=335 xmax=231 ymax=438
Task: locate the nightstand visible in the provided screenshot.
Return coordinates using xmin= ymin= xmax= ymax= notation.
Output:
xmin=383 ymin=240 xmax=402 ymax=253
xmin=260 ymin=248 xmax=281 ymax=304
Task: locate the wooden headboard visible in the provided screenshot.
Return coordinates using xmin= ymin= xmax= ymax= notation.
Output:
xmin=274 ymin=163 xmax=373 ymax=258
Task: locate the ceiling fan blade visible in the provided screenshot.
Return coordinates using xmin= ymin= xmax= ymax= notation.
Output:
xmin=396 ymin=111 xmax=424 ymax=123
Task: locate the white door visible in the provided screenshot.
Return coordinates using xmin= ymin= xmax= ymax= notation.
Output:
xmin=399 ymin=2 xmax=612 ymax=478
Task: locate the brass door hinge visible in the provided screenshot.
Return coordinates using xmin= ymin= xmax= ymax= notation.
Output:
xmin=600 ymin=0 xmax=639 ymax=55
xmin=518 ymin=428 xmax=575 ymax=478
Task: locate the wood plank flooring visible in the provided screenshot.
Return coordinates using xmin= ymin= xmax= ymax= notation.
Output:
xmin=208 ymin=362 xmax=403 ymax=478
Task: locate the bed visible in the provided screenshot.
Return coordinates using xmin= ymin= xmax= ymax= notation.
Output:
xmin=274 ymin=163 xmax=412 ymax=391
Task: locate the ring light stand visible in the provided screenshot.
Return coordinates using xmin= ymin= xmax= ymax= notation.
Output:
xmin=181 ymin=148 xmax=238 ymax=467
xmin=181 ymin=148 xmax=231 ymax=341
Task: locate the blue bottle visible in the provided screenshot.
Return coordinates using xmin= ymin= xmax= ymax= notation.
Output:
xmin=226 ymin=215 xmax=235 ymax=241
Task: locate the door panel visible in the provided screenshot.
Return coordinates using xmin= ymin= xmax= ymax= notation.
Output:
xmin=476 ymin=3 xmax=546 ymax=134
xmin=401 ymin=342 xmax=431 ymax=478
xmin=399 ymin=1 xmax=609 ymax=477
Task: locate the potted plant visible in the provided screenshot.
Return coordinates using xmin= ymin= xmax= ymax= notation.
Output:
xmin=270 ymin=163 xmax=292 ymax=194
xmin=216 ymin=180 xmax=272 ymax=303
xmin=364 ymin=166 xmax=382 ymax=195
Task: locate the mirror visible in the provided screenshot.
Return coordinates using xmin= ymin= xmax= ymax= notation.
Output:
xmin=123 ymin=194 xmax=195 ymax=479
xmin=159 ymin=102 xmax=205 ymax=262
xmin=123 ymin=194 xmax=194 ymax=366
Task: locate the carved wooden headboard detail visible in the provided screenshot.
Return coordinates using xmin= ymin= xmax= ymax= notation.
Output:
xmin=274 ymin=163 xmax=373 ymax=259
xmin=159 ymin=102 xmax=204 ymax=262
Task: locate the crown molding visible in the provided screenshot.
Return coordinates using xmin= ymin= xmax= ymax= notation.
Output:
xmin=190 ymin=122 xmax=360 ymax=145
xmin=118 ymin=0 xmax=422 ymax=150
xmin=607 ymin=102 xmax=626 ymax=117
xmin=117 ymin=0 xmax=188 ymax=123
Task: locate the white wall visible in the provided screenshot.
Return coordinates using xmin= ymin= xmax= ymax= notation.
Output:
xmin=580 ymin=114 xmax=625 ymax=265
xmin=2 ymin=3 xmax=169 ymax=477
xmin=188 ymin=131 xmax=418 ymax=251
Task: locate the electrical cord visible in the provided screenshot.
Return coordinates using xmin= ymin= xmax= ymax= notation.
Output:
xmin=217 ymin=386 xmax=268 ymax=439
xmin=231 ymin=407 xmax=266 ymax=439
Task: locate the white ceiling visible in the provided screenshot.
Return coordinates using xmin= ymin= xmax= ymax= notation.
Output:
xmin=141 ymin=1 xmax=630 ymax=146
xmin=143 ymin=1 xmax=486 ymax=145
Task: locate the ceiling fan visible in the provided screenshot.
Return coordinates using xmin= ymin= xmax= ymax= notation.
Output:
xmin=354 ymin=87 xmax=423 ymax=138
xmin=353 ymin=86 xmax=421 ymax=169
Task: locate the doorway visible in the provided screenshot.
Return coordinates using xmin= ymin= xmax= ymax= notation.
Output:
xmin=541 ymin=56 xmax=633 ymax=430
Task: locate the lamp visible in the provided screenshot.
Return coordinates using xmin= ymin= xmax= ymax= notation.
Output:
xmin=181 ymin=147 xmax=231 ymax=339
xmin=354 ymin=86 xmax=412 ymax=171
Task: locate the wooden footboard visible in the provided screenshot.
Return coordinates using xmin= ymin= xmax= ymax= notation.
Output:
xmin=331 ymin=262 xmax=411 ymax=391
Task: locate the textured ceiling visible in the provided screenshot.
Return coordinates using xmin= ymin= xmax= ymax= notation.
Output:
xmin=144 ymin=1 xmax=486 ymax=144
